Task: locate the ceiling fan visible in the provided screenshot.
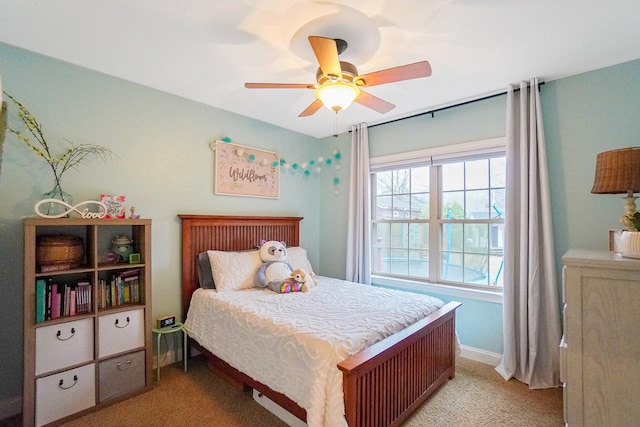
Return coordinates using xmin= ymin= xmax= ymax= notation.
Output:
xmin=245 ymin=36 xmax=432 ymax=117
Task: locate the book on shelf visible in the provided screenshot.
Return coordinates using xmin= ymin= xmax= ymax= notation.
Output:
xmin=35 ymin=279 xmax=46 ymax=323
xmin=76 ymin=281 xmax=91 ymax=314
xmin=99 ymin=269 xmax=140 ymax=308
xmin=40 ymin=263 xmax=72 ymax=273
xmin=37 ymin=279 xmax=92 ymax=321
xmin=50 ymin=283 xmax=60 ymax=319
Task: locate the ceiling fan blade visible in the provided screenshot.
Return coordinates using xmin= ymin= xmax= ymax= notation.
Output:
xmin=356 ymin=61 xmax=432 ymax=87
xmin=245 ymin=83 xmax=314 ymax=89
xmin=354 ymin=91 xmax=395 ymax=114
xmin=308 ymin=36 xmax=342 ymax=79
xmin=299 ymin=98 xmax=324 ymax=117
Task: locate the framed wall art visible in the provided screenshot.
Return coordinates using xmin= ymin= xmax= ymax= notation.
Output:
xmin=214 ymin=141 xmax=279 ymax=199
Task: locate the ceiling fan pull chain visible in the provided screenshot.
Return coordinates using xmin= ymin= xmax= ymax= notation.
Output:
xmin=333 ymin=111 xmax=339 ymax=138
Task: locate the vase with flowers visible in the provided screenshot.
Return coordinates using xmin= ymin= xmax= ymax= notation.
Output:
xmin=622 ymin=211 xmax=640 ymax=258
xmin=3 ymin=91 xmax=115 ymax=216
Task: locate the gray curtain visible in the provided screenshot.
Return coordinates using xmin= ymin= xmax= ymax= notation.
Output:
xmin=495 ymin=79 xmax=562 ymax=389
xmin=345 ymin=123 xmax=371 ymax=284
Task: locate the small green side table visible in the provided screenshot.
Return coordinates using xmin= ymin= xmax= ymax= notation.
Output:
xmin=152 ymin=321 xmax=187 ymax=381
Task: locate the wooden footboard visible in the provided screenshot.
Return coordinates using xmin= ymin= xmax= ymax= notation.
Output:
xmin=339 ymin=301 xmax=460 ymax=427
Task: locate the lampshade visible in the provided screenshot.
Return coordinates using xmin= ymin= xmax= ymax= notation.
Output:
xmin=592 ymin=147 xmax=640 ymax=241
xmin=591 ymin=147 xmax=640 ymax=194
xmin=315 ymin=81 xmax=360 ymax=112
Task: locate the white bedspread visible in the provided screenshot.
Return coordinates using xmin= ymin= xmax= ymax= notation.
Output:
xmin=184 ymin=276 xmax=445 ymax=427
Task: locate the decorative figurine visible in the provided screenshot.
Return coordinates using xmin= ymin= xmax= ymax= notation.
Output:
xmin=111 ymin=235 xmax=135 ymax=261
xmin=129 ymin=206 xmax=140 ymax=219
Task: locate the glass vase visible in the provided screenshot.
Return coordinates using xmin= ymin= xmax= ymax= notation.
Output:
xmin=41 ymin=181 xmax=73 ymax=217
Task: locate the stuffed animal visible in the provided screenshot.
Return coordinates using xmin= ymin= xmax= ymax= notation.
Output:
xmin=290 ymin=268 xmax=317 ymax=292
xmin=254 ymin=240 xmax=297 ymax=293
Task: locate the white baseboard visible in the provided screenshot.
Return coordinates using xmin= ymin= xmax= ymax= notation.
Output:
xmin=459 ymin=344 xmax=502 ymax=366
xmin=0 ymin=395 xmax=21 ymax=421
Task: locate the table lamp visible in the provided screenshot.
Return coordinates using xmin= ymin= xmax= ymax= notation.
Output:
xmin=591 ymin=147 xmax=640 ymax=257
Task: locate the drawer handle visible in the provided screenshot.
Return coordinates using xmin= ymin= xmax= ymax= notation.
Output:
xmin=115 ymin=317 xmax=130 ymax=328
xmin=58 ymin=375 xmax=78 ymax=390
xmin=117 ymin=360 xmax=132 ymax=371
xmin=56 ymin=327 xmax=76 ymax=341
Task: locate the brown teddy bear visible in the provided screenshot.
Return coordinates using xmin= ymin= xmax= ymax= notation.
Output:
xmin=289 ymin=268 xmax=317 ymax=292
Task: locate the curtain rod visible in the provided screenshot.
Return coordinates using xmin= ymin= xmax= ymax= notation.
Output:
xmin=364 ymin=81 xmax=545 ymax=130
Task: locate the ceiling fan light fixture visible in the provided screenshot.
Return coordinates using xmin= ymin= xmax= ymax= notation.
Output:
xmin=315 ymin=81 xmax=360 ymax=112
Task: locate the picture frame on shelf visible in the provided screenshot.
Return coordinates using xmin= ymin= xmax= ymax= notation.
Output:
xmin=100 ymin=194 xmax=126 ymax=219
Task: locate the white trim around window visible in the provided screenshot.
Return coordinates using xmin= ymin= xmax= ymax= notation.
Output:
xmin=372 ymin=275 xmax=504 ymax=304
xmin=369 ymin=137 xmax=506 ymax=171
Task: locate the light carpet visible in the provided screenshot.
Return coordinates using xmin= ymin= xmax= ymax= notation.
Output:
xmin=1 ymin=356 xmax=563 ymax=426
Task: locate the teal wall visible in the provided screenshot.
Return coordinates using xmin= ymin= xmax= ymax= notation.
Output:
xmin=2 ymin=39 xmax=639 ymax=407
xmin=0 ymin=42 xmax=331 ymax=404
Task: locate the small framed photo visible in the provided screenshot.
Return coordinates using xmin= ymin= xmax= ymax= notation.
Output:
xmin=129 ymin=253 xmax=141 ymax=264
xmin=609 ymin=229 xmax=625 ymax=253
xmin=100 ymin=194 xmax=126 ymax=219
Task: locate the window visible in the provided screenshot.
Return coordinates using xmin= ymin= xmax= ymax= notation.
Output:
xmin=371 ymin=140 xmax=505 ymax=290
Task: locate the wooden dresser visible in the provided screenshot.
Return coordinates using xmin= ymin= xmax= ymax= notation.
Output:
xmin=561 ymin=249 xmax=640 ymax=426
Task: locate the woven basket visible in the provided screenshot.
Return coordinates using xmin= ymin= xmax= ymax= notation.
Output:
xmin=36 ymin=235 xmax=84 ymax=268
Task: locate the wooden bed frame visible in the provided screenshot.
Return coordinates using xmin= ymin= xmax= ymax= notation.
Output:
xmin=180 ymin=214 xmax=461 ymax=427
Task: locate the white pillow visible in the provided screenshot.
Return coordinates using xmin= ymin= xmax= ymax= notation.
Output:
xmin=207 ymin=250 xmax=261 ymax=292
xmin=287 ymin=247 xmax=315 ymax=275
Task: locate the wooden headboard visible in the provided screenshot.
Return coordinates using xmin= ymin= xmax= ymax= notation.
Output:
xmin=179 ymin=215 xmax=303 ymax=318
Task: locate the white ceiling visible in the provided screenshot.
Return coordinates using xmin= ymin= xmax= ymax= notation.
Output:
xmin=2 ymin=0 xmax=640 ymax=138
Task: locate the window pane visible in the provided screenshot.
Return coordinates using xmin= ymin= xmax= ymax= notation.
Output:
xmin=374 ymin=247 xmax=391 ymax=273
xmin=376 ymin=195 xmax=393 ymax=219
xmin=390 ymin=223 xmax=407 ymax=249
xmin=410 ymin=166 xmax=430 ymax=193
xmin=392 ymin=170 xmax=411 ymax=194
xmin=376 ymin=171 xmax=393 ymax=196
xmin=490 ymin=157 xmax=506 ymax=188
xmin=440 ymin=251 xmax=463 ymax=282
xmin=442 ymin=191 xmax=464 ymax=219
xmin=466 ymin=189 xmax=490 ymax=218
xmin=392 ymin=194 xmax=410 ymax=219
xmin=489 ymin=252 xmax=504 ymax=287
xmin=491 ymin=188 xmax=505 ymax=218
xmin=490 ymin=223 xmax=504 ymax=251
xmin=390 ymin=248 xmax=409 ymax=275
xmin=442 ymin=162 xmax=464 ymax=191
xmin=464 ymin=223 xmax=488 ymax=254
xmin=408 ymin=223 xmax=428 ymax=250
xmin=411 ymin=193 xmax=429 ymax=219
xmin=465 ymin=159 xmax=489 ymax=190
xmin=374 ymin=223 xmax=391 ymax=248
xmin=442 ymin=223 xmax=463 ymax=252
xmin=408 ymin=249 xmax=429 ymax=278
xmin=464 ymin=253 xmax=488 ymax=284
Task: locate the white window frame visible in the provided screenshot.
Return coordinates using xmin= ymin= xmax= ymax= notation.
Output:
xmin=369 ymin=137 xmax=506 ymax=303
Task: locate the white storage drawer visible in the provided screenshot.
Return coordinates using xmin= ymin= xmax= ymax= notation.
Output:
xmin=35 ymin=363 xmax=95 ymax=427
xmin=35 ymin=318 xmax=94 ymax=375
xmin=99 ymin=350 xmax=146 ymax=402
xmin=98 ymin=308 xmax=145 ymax=358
